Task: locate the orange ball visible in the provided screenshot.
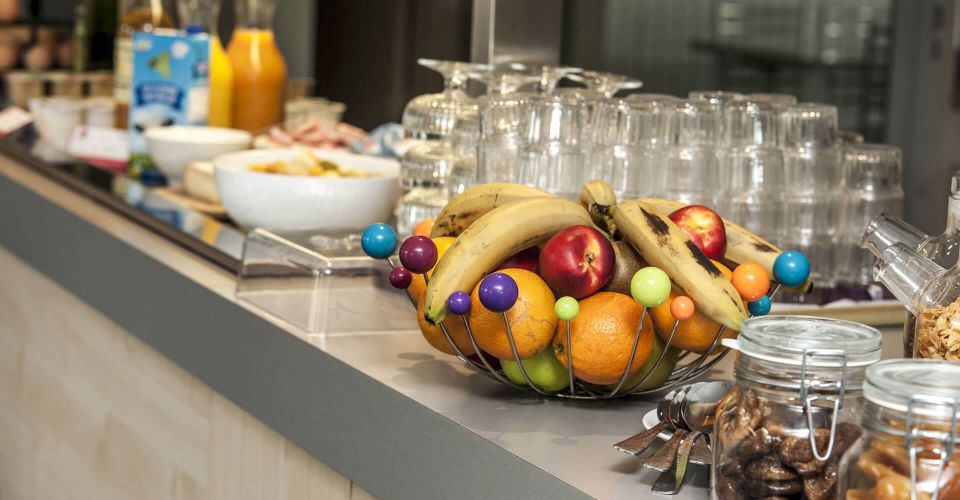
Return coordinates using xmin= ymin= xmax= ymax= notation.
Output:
xmin=732 ymin=263 xmax=770 ymax=302
xmin=413 ymin=219 xmax=435 ymax=237
xmin=669 ymin=296 xmax=696 ymax=321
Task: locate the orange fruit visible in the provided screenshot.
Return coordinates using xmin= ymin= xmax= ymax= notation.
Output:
xmin=553 ymin=291 xmax=655 ymax=385
xmin=413 ymin=218 xmax=435 ymax=237
xmin=648 ymin=260 xmax=740 ymax=353
xmin=468 ymin=268 xmax=557 ymax=360
xmin=407 ymin=236 xmax=456 ymax=300
xmin=416 ymin=292 xmax=476 ymax=356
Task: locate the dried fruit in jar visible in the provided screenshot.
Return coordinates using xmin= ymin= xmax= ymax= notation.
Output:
xmin=803 ymin=460 xmax=838 ymax=500
xmin=917 ymin=298 xmax=960 ymax=360
xmin=746 ymin=454 xmax=801 ymax=481
xmin=718 ymin=386 xmax=765 ymax=449
xmin=738 ymin=427 xmax=782 ymax=460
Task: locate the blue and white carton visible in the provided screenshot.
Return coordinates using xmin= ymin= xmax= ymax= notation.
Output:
xmin=128 ymin=30 xmax=209 ymax=181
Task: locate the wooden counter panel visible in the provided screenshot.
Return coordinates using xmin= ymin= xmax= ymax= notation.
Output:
xmin=0 ymin=246 xmax=374 ymax=500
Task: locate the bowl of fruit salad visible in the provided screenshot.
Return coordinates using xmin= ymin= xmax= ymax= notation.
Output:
xmin=213 ymin=148 xmax=400 ymax=231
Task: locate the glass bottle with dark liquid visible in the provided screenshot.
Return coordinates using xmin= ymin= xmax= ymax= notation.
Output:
xmin=113 ymin=1 xmax=176 ymax=129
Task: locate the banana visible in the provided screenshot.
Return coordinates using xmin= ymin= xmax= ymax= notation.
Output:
xmin=424 ymin=197 xmax=594 ymax=324
xmin=614 ymin=200 xmax=748 ymax=331
xmin=579 ymin=179 xmax=618 ymax=235
xmin=430 ymin=183 xmax=550 ymax=238
xmin=639 ymin=198 xmax=813 ymax=293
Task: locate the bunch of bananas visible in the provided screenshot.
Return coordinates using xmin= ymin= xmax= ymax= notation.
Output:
xmin=422 ymin=180 xmax=811 ymax=331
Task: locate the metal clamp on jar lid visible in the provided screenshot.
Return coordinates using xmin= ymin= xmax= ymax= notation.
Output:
xmin=864 ymin=360 xmax=960 ymax=499
xmin=724 ymin=316 xmax=882 ymax=460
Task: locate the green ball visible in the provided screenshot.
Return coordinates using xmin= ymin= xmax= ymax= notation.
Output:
xmin=555 ymin=296 xmax=579 ymax=321
xmin=631 ymin=267 xmax=671 ymax=308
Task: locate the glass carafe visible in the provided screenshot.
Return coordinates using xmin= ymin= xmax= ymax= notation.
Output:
xmin=114 ymin=0 xmax=177 ymax=129
xmin=863 ymin=171 xmax=960 ymax=356
xmin=867 ymin=241 xmax=960 ymax=360
xmin=228 ymin=0 xmax=287 ymax=133
xmin=179 ymin=0 xmax=233 ymax=127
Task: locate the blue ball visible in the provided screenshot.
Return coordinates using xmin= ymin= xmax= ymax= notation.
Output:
xmin=447 ymin=291 xmax=472 ymax=316
xmin=361 ymin=223 xmax=398 ymax=259
xmin=773 ymin=250 xmax=810 ymax=287
xmin=748 ymin=295 xmax=772 ymax=317
xmin=478 ymin=273 xmax=519 ymax=313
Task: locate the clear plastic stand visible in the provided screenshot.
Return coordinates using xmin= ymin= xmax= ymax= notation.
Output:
xmin=237 ymin=228 xmax=415 ymax=334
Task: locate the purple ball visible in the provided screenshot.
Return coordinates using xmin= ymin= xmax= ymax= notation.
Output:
xmin=447 ymin=291 xmax=472 ymax=315
xmin=478 ymin=273 xmax=519 ymax=313
xmin=399 ymin=236 xmax=438 ymax=274
xmin=389 ymin=266 xmax=412 ymax=289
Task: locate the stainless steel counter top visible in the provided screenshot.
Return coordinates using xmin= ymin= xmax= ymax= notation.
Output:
xmin=0 ymin=151 xmax=904 ymax=499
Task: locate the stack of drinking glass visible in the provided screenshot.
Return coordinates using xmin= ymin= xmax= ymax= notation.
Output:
xmin=399 ymin=68 xmax=904 ymax=294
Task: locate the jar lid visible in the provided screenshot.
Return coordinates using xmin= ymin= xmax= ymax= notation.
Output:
xmin=730 ymin=315 xmax=882 ymax=367
xmin=865 ymin=359 xmax=960 ymax=418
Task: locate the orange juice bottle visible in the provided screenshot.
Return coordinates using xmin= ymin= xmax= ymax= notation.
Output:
xmin=207 ymin=35 xmax=233 ymax=127
xmin=228 ymin=0 xmax=286 ymax=133
xmin=179 ymin=0 xmax=233 ymax=127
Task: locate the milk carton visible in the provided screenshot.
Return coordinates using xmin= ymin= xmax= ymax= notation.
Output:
xmin=128 ymin=30 xmax=209 ymax=182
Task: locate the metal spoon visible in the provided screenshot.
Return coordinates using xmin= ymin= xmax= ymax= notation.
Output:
xmin=652 ymin=381 xmax=732 ymax=494
xmin=642 ymin=385 xmax=694 ymax=471
xmin=614 ymin=389 xmax=677 ymax=456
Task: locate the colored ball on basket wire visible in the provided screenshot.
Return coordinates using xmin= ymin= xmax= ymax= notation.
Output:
xmin=360 ymin=223 xmax=398 ymax=259
xmin=399 ymin=235 xmax=438 ymax=274
xmin=732 ymin=262 xmax=770 ymax=302
xmin=773 ymin=250 xmax=811 ymax=288
xmin=478 ymin=273 xmax=519 ymax=313
xmin=555 ymin=296 xmax=579 ymax=322
xmin=669 ymin=295 xmax=696 ymax=321
xmin=447 ymin=291 xmax=472 ymax=316
xmin=748 ymin=295 xmax=772 ymax=317
xmin=389 ymin=266 xmax=412 ymax=289
xmin=630 ymin=267 xmax=671 ymax=308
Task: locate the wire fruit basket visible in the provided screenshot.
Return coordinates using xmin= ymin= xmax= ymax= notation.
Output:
xmin=360 ymin=223 xmax=811 ymax=400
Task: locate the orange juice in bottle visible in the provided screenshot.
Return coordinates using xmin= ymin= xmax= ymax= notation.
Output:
xmin=179 ymin=0 xmax=233 ymax=127
xmin=228 ymin=0 xmax=286 ymax=133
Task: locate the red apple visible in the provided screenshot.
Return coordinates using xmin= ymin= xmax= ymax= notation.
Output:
xmin=668 ymin=205 xmax=727 ymax=260
xmin=496 ymin=246 xmax=540 ymax=274
xmin=538 ymin=225 xmax=615 ymax=299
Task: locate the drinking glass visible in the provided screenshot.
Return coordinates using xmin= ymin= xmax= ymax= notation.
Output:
xmin=397 ymin=142 xmax=472 ymax=235
xmin=688 ymin=90 xmax=746 ymax=109
xmin=517 ymin=94 xmax=588 ymax=198
xmin=587 ymin=99 xmax=661 ymax=198
xmin=528 ymin=65 xmax=582 ymax=93
xmin=746 ymin=92 xmax=797 ymax=106
xmin=477 ymin=92 xmax=532 ymax=183
xmin=401 ymin=59 xmax=491 ymax=141
xmin=625 ymin=93 xmax=682 ymax=105
xmin=567 ymin=70 xmax=643 ymax=98
xmin=721 ymin=148 xmax=786 ymax=245
xmin=781 ymin=103 xmax=838 ymax=149
xmin=667 ymin=100 xmax=723 ymax=147
xmin=474 ymin=63 xmax=540 ymax=96
xmin=659 ymin=146 xmax=722 ymax=206
xmin=722 ymin=101 xmax=781 ymax=149
xmin=837 ymin=144 xmax=904 ymax=285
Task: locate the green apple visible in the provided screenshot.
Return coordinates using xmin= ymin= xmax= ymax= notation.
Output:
xmin=604 ymin=335 xmax=680 ymax=392
xmin=502 ymin=347 xmax=570 ymax=392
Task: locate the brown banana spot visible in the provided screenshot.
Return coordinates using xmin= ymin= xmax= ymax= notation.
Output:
xmin=685 ymin=240 xmax=723 ymax=278
xmin=752 ymin=241 xmax=777 ymax=253
xmin=640 ymin=207 xmax=670 ymax=236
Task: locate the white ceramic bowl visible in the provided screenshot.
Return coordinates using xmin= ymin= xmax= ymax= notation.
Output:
xmin=145 ymin=126 xmax=252 ymax=183
xmin=213 ymin=149 xmax=400 ymax=231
